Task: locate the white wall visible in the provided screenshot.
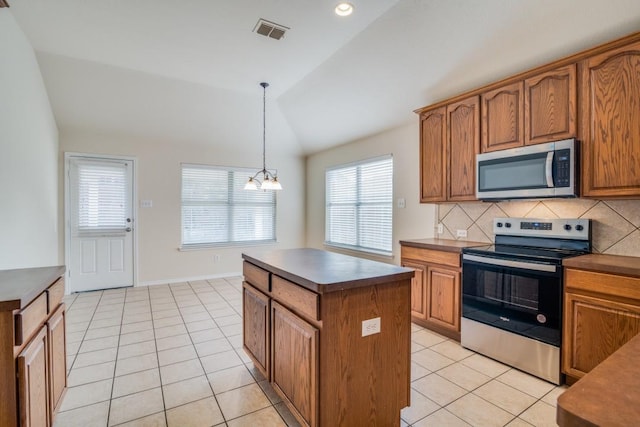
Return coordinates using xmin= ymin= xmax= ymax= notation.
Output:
xmin=60 ymin=129 xmax=305 ymax=285
xmin=305 ymin=122 xmax=436 ymax=265
xmin=0 ymin=11 xmax=59 ymax=270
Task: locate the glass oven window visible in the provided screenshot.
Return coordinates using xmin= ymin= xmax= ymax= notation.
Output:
xmin=483 ymin=271 xmax=539 ymax=311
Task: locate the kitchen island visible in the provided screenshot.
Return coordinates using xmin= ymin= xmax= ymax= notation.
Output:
xmin=242 ymin=248 xmax=414 ymax=427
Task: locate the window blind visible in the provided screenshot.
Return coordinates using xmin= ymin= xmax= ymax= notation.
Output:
xmin=181 ymin=164 xmax=276 ymax=247
xmin=325 ymin=155 xmax=393 ymax=255
xmin=74 ymin=160 xmax=129 ymax=234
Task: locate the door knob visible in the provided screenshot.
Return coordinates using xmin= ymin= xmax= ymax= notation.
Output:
xmin=126 ymin=218 xmax=132 ymax=223
xmin=125 ymin=227 xmax=132 ymax=232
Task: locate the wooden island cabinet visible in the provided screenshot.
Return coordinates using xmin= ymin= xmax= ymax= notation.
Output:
xmin=0 ymin=266 xmax=66 ymax=427
xmin=242 ymin=248 xmax=413 ymax=427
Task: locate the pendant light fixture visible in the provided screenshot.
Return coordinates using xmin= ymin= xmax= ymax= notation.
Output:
xmin=244 ymin=82 xmax=282 ymax=191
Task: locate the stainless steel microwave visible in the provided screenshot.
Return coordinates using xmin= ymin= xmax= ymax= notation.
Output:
xmin=476 ymin=138 xmax=578 ymax=200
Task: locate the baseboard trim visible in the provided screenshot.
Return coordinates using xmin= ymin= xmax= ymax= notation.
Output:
xmin=138 ymin=271 xmax=242 ymax=287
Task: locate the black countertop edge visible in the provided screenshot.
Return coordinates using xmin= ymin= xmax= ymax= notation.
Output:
xmin=0 ymin=265 xmax=65 ymax=311
xmin=242 ymin=249 xmax=414 ymax=294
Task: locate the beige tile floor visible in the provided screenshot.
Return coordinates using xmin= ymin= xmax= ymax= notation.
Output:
xmin=57 ymin=277 xmax=566 ymax=427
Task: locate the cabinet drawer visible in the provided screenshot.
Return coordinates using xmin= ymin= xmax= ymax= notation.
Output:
xmin=401 ymin=246 xmax=461 ymax=268
xmin=243 ymin=262 xmax=270 ymax=293
xmin=15 ymin=292 xmax=47 ymax=346
xmin=47 ymin=277 xmax=65 ymax=314
xmin=272 ymin=275 xmax=320 ymax=322
xmin=565 ymin=269 xmax=640 ymax=302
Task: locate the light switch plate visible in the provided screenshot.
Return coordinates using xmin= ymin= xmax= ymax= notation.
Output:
xmin=362 ymin=317 xmax=381 ymax=337
xmin=141 ymin=200 xmax=153 ymax=208
xmin=397 ymin=198 xmax=406 ymax=209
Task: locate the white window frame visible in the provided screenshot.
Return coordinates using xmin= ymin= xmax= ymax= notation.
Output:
xmin=324 ymin=155 xmax=393 ymax=257
xmin=181 ymin=164 xmax=277 ymax=249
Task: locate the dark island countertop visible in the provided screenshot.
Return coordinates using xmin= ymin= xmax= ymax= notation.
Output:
xmin=242 ymin=248 xmax=414 ymax=293
xmin=557 ymin=331 xmax=640 ymax=426
xmin=0 ymin=265 xmax=65 ymax=311
xmin=563 ymin=253 xmax=640 ymax=278
xmin=399 ymin=238 xmax=488 ymax=253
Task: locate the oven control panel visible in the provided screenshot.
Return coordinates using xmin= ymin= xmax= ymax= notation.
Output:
xmin=494 ymin=218 xmax=590 ymax=240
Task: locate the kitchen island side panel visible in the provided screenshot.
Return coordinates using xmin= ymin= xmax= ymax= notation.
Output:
xmin=319 ymin=279 xmax=411 ymax=426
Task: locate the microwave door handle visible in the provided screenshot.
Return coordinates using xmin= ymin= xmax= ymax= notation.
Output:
xmin=545 ymin=151 xmax=554 ymax=187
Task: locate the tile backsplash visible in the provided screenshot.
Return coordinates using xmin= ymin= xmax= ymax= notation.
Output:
xmin=437 ymin=199 xmax=640 ymax=256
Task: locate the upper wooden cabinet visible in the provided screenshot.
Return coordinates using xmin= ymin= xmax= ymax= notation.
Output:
xmin=419 ymin=97 xmax=479 ymax=203
xmin=524 ymin=64 xmax=577 ymax=145
xmin=481 ymin=81 xmax=524 ymax=152
xmin=580 ymin=40 xmax=640 ymax=198
xmin=447 ymin=96 xmax=480 ymax=201
xmin=420 ymin=107 xmax=447 ymax=202
xmin=416 ymin=31 xmax=640 ymax=201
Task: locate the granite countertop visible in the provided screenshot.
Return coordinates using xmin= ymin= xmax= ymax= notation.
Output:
xmin=563 ymin=254 xmax=640 ymax=278
xmin=0 ymin=265 xmax=65 ymax=311
xmin=557 ymin=331 xmax=640 ymax=426
xmin=399 ymin=238 xmax=488 ymax=253
xmin=242 ymin=248 xmax=414 ymax=293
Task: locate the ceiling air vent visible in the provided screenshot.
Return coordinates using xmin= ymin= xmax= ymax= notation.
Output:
xmin=254 ymin=19 xmax=289 ymax=40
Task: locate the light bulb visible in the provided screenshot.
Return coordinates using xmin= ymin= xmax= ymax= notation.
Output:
xmin=335 ymin=2 xmax=354 ymax=16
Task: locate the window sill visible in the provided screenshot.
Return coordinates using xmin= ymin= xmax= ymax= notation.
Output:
xmin=179 ymin=240 xmax=277 ymax=251
xmin=323 ymin=242 xmax=394 ymax=260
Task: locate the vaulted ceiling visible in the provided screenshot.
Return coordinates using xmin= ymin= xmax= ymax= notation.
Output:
xmin=10 ymin=0 xmax=640 ymax=155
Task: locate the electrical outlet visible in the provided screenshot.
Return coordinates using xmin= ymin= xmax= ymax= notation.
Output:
xmin=437 ymin=223 xmax=444 ymax=234
xmin=140 ymin=200 xmax=153 ymax=208
xmin=362 ymin=317 xmax=381 ymax=337
xmin=397 ymin=198 xmax=406 ymax=209
xmin=456 ymin=229 xmax=468 ymax=238
xmin=213 ymin=254 xmax=221 ymax=263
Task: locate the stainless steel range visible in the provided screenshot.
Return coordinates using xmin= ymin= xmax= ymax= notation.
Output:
xmin=461 ymin=217 xmax=591 ymax=384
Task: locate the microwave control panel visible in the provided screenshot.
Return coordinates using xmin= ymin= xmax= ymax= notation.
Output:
xmin=553 ymin=149 xmax=572 ymax=187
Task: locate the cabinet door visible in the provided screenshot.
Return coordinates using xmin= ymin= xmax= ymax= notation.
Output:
xmin=447 ymin=96 xmax=480 ymax=201
xmin=426 ymin=266 xmax=460 ymax=333
xmin=17 ymin=326 xmax=49 ymax=427
xmin=243 ymin=282 xmax=270 ymax=380
xmin=420 ymin=107 xmax=447 ymax=202
xmin=48 ymin=305 xmax=66 ymax=417
xmin=481 ymin=81 xmax=524 ymax=152
xmin=581 ymin=41 xmax=640 ymax=197
xmin=272 ymin=301 xmax=318 ymax=427
xmin=402 ymin=260 xmax=427 ymax=319
xmin=563 ymin=292 xmax=640 ymax=379
xmin=524 ymin=64 xmax=577 ymax=145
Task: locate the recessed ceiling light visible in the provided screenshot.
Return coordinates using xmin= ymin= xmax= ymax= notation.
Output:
xmin=335 ymin=2 xmax=354 ymax=17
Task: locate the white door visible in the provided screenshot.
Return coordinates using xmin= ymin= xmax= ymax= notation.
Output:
xmin=67 ymin=156 xmax=134 ymax=292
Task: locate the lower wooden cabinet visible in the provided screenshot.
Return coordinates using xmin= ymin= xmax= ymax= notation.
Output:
xmin=562 ymin=267 xmax=640 ymax=383
xmin=17 ymin=326 xmax=49 ymax=427
xmin=47 ymin=305 xmax=66 ymax=417
xmin=0 ymin=267 xmax=66 ymax=427
xmin=403 ymin=261 xmax=427 ymax=318
xmin=242 ymin=282 xmax=270 ymax=379
xmin=271 ymin=302 xmax=318 ymax=427
xmin=400 ymin=244 xmax=463 ymax=341
xmin=426 ymin=266 xmax=460 ymax=333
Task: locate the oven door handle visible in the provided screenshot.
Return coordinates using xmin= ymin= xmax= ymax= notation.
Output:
xmin=463 ymin=254 xmax=557 ymax=273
